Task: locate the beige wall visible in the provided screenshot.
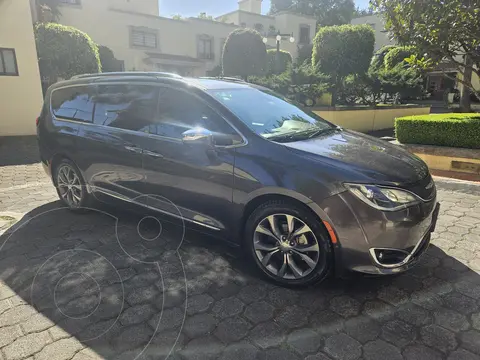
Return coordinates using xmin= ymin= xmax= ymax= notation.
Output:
xmin=58 ymin=2 xmax=238 ymax=74
xmin=109 ymin=0 xmax=159 ymax=15
xmin=351 ymin=14 xmax=394 ymax=51
xmin=271 ymin=13 xmax=317 ymax=60
xmin=313 ymin=107 xmax=431 ymax=132
xmin=219 ymin=12 xmax=241 ymax=26
xmin=238 ymin=12 xmax=276 ymax=31
xmin=57 ymin=0 xmax=317 ymax=75
xmin=0 ymin=0 xmax=43 ymax=136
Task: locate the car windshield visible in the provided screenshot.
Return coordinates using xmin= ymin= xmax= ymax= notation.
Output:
xmin=208 ymin=87 xmax=336 ymax=142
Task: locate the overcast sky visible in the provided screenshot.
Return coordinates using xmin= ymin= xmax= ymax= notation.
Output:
xmin=159 ymin=0 xmax=370 ymax=18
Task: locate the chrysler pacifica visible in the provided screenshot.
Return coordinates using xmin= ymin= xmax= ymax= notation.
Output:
xmin=37 ymin=72 xmax=440 ymax=287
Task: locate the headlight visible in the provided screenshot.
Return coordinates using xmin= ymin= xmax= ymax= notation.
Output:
xmin=345 ymin=183 xmax=420 ymax=211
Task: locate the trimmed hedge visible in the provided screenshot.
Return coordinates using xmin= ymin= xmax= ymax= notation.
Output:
xmin=266 ymin=49 xmax=292 ymax=75
xmin=35 ymin=23 xmax=101 ymax=82
xmin=384 ymin=46 xmax=415 ymax=70
xmin=223 ymin=28 xmax=267 ymax=80
xmin=395 ymin=113 xmax=480 ymax=149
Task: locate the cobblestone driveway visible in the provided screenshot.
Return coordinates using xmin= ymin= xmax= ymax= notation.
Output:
xmin=1 ymin=137 xmax=480 ymax=360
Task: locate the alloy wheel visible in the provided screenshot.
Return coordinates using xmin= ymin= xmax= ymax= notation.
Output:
xmin=57 ymin=165 xmax=83 ymax=208
xmin=253 ymin=213 xmax=320 ymax=280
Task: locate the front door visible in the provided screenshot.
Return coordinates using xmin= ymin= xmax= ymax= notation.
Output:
xmin=140 ymin=86 xmax=243 ymax=234
xmin=75 ymin=83 xmax=159 ymax=204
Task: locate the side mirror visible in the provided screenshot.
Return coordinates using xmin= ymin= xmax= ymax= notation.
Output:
xmin=182 ymin=127 xmax=214 ymax=148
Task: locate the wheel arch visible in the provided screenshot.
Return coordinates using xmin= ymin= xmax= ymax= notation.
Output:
xmin=49 ymin=153 xmax=87 ymax=190
xmin=239 ymin=188 xmax=333 ymax=241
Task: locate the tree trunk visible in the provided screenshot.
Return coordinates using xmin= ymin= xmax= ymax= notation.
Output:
xmin=459 ymin=54 xmax=473 ymax=113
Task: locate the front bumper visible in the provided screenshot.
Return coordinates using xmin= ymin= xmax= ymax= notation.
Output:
xmin=320 ymin=190 xmax=440 ymax=276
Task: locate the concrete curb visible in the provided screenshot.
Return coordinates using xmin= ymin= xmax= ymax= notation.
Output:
xmin=434 ymin=176 xmax=480 ymax=195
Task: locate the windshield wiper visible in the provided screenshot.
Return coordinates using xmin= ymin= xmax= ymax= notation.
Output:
xmin=265 ymin=126 xmax=340 ymax=142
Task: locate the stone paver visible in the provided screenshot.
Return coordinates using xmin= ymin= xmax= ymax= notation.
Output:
xmin=1 ymin=138 xmax=480 ymax=360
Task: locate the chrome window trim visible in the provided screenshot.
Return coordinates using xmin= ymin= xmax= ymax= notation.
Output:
xmin=49 ymin=82 xmax=249 ymax=148
xmin=92 ymin=186 xmax=221 ymax=231
xmin=153 ymin=84 xmax=248 ymax=148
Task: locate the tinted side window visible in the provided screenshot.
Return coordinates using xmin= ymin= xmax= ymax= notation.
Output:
xmin=94 ymin=84 xmax=159 ymax=131
xmin=51 ymin=86 xmax=95 ymax=122
xmin=150 ymin=88 xmax=238 ymax=140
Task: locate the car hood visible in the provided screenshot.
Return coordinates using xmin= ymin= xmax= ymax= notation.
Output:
xmin=283 ymin=129 xmax=429 ymax=184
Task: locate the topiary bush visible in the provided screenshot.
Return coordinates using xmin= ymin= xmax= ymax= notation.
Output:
xmin=223 ymin=28 xmax=267 ymax=81
xmin=395 ymin=113 xmax=480 ymax=149
xmin=370 ymin=45 xmax=396 ymax=71
xmin=266 ymin=49 xmax=292 ymax=75
xmin=297 ymin=43 xmax=313 ymax=65
xmin=384 ymin=46 xmax=416 ymax=70
xmin=312 ymin=24 xmax=375 ymax=105
xmin=98 ymin=45 xmax=123 ymax=72
xmin=35 ymin=22 xmax=101 ymax=84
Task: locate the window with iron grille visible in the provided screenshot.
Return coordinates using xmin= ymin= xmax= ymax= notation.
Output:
xmin=254 ymin=23 xmax=264 ymax=33
xmin=0 ymin=48 xmax=18 ymax=76
xmin=131 ymin=29 xmax=157 ymax=48
xmin=198 ymin=36 xmax=214 ymax=60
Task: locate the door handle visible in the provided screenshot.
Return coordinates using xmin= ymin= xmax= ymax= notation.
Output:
xmin=143 ymin=149 xmax=164 ymax=158
xmin=124 ymin=145 xmax=142 ymax=154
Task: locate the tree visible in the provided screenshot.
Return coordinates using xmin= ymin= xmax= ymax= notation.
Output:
xmin=353 ymin=7 xmax=374 ymax=17
xmin=312 ymin=24 xmax=375 ymax=105
xmin=172 ymin=14 xmax=183 ymax=20
xmin=270 ymin=0 xmax=356 ymax=26
xmin=371 ymin=0 xmax=480 ymax=112
xmin=266 ymin=49 xmax=293 ymax=75
xmin=223 ymin=29 xmax=267 ymax=81
xmin=98 ymin=45 xmax=123 ymax=72
xmin=35 ymin=23 xmax=101 ymax=86
xmin=198 ymin=12 xmax=214 ymax=20
xmin=34 ymin=0 xmax=62 ymax=22
xmin=270 ymin=0 xmax=293 ymax=13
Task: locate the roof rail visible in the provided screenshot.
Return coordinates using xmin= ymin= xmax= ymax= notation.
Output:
xmin=199 ymin=76 xmax=247 ymax=83
xmin=71 ymin=72 xmax=183 ymax=80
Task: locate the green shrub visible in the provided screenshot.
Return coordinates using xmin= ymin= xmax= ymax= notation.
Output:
xmin=395 ymin=113 xmax=480 ymax=149
xmin=370 ymin=45 xmax=396 ymax=71
xmin=384 ymin=46 xmax=415 ymax=70
xmin=266 ymin=49 xmax=292 ymax=75
xmin=249 ymin=71 xmax=291 ymax=96
xmin=35 ymin=23 xmax=101 ymax=83
xmin=223 ymin=28 xmax=267 ymax=80
xmin=98 ymin=45 xmax=123 ymax=72
xmin=297 ymin=44 xmax=313 ymax=65
xmin=312 ymin=24 xmax=375 ymax=105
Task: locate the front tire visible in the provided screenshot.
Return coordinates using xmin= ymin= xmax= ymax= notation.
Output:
xmin=53 ymin=159 xmax=91 ymax=212
xmin=245 ymin=200 xmax=332 ymax=287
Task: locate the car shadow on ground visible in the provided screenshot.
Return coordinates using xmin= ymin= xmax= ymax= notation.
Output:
xmin=0 ymin=200 xmax=479 ymax=360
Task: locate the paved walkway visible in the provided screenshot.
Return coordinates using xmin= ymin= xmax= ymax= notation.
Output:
xmin=0 ymin=137 xmax=480 ymax=360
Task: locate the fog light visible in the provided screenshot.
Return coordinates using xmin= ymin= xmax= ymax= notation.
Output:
xmin=372 ymin=249 xmax=409 ymax=266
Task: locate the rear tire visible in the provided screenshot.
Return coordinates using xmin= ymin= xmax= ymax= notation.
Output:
xmin=244 ymin=200 xmax=332 ymax=287
xmin=53 ymin=158 xmax=92 ymax=212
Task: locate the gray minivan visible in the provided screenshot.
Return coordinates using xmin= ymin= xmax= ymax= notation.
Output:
xmin=37 ymin=72 xmax=439 ymax=287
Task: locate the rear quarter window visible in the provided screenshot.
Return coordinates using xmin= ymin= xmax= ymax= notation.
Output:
xmin=51 ymin=86 xmax=95 ymax=122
